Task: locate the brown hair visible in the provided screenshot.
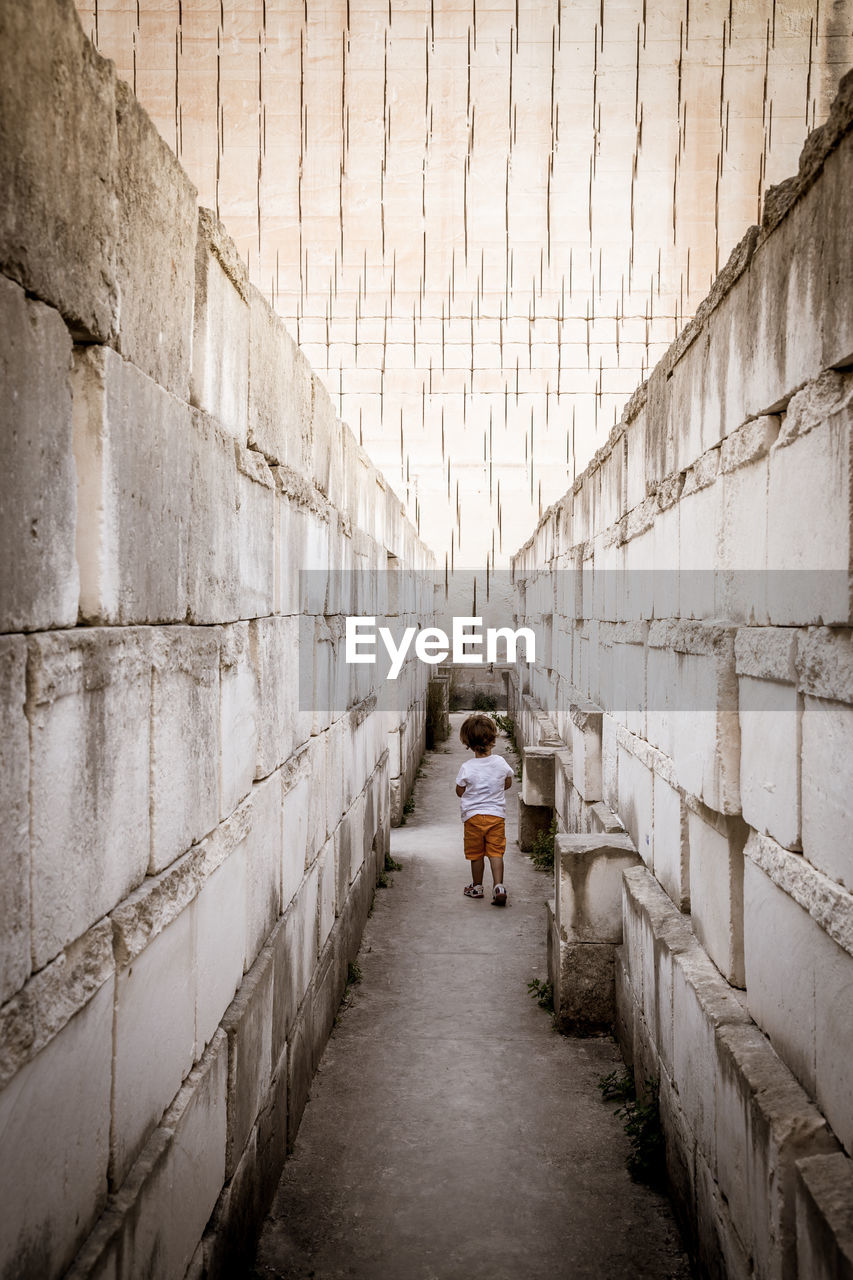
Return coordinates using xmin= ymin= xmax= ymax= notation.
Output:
xmin=459 ymin=713 xmax=497 ymax=753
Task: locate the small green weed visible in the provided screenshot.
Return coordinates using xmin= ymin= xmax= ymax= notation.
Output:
xmin=597 ymin=1067 xmax=635 ymax=1103
xmin=347 ymin=961 xmax=363 ymax=986
xmin=530 ymin=817 xmax=558 ymax=872
xmin=384 ymin=852 xmax=402 ymax=872
xmin=599 ymin=1068 xmax=667 ymax=1187
xmin=376 ymin=869 xmax=390 ymax=888
xmin=403 ymin=795 xmax=415 ymax=815
xmin=527 ymin=977 xmax=554 ymax=1012
xmin=472 ymin=692 xmax=498 ymax=712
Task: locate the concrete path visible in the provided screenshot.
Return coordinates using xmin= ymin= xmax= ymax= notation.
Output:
xmin=254 ymin=715 xmax=692 ymax=1280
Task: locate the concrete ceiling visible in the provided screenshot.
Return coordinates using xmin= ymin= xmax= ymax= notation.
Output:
xmin=76 ymin=0 xmax=852 ymax=567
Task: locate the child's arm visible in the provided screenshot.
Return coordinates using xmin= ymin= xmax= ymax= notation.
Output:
xmin=455 ymin=783 xmax=466 ymax=797
xmin=504 ymin=775 xmax=512 ymax=789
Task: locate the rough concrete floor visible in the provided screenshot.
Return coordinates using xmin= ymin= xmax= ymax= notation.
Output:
xmin=253 ymin=715 xmax=693 ymax=1280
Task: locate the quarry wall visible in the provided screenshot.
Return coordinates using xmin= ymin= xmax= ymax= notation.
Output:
xmin=0 ymin=2 xmax=433 ymax=1277
xmin=510 ymin=72 xmax=853 ymax=1278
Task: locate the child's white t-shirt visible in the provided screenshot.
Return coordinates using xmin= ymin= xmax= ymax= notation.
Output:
xmin=455 ymin=753 xmax=514 ymax=821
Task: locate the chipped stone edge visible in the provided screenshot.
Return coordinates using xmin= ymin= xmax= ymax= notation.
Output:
xmin=745 ymin=831 xmax=853 ymax=960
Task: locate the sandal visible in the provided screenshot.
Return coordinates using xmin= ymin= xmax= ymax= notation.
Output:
xmin=492 ymin=885 xmax=508 ymax=907
xmin=463 ymin=884 xmax=484 ymax=898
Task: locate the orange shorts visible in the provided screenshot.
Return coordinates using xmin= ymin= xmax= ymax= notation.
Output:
xmin=463 ymin=814 xmax=506 ymax=859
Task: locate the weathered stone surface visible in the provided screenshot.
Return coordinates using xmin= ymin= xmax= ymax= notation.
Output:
xmin=248 ymin=287 xmax=314 ymax=472
xmin=0 ymin=0 xmax=118 ymax=340
xmin=114 ymin=79 xmax=197 ymax=398
xmin=150 ymin=626 xmax=220 ymax=874
xmin=222 ymin=946 xmax=274 ymax=1180
xmin=0 ymin=977 xmax=113 ymax=1280
xmin=235 ymin=441 xmax=276 ymax=619
xmin=570 ymin=700 xmax=603 ymax=801
xmin=111 ymin=905 xmax=196 ymax=1188
xmin=556 ymin=833 xmax=638 ymax=944
xmin=553 ymin=936 xmax=616 ymax=1033
xmin=72 ymin=345 xmax=193 ymax=624
xmin=796 ymin=627 xmax=853 ymax=704
xmin=766 ymin=400 xmax=852 ymax=626
xmin=719 ymin=414 xmax=780 ymax=474
xmin=801 ymin=695 xmax=853 ymax=889
xmin=69 ymin=1031 xmax=228 ymax=1280
xmin=244 ymin=775 xmax=283 ymax=972
xmin=0 ymin=637 xmax=29 ymax=1003
xmin=734 ymin=626 xmax=798 ymax=683
xmin=191 ymin=209 xmax=249 ymax=443
xmin=517 ymin=796 xmax=552 ymax=851
xmin=250 ymin=615 xmax=298 ymax=780
xmin=745 ymin=829 xmax=853 ymax=961
xmin=186 ymin=408 xmax=241 ymax=624
xmin=0 ymin=277 xmax=78 ymax=632
xmin=28 ymin=628 xmax=151 ymax=967
xmin=195 ymin=841 xmax=247 ymax=1054
xmin=715 ymin=1021 xmax=838 ymax=1280
xmin=616 ymin=742 xmax=654 ymax=867
xmin=220 ymin=622 xmax=260 ymax=821
xmin=520 ymin=746 xmax=555 ymax=807
xmin=0 ymin=918 xmax=113 ymax=1092
xmin=738 ymin=673 xmax=801 ymax=850
xmin=796 ymin=1153 xmax=853 ymax=1280
xmin=652 ymin=772 xmax=689 ymax=913
xmin=687 ymin=806 xmax=746 ymax=988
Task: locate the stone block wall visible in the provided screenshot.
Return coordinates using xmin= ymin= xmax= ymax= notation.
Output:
xmin=510 ymin=72 xmax=853 ymax=1278
xmin=0 ymin=4 xmax=433 ymax=1278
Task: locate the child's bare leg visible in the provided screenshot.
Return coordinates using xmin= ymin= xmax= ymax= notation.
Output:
xmin=469 ymin=856 xmax=486 ymax=887
xmin=487 ymin=855 xmax=504 ymax=887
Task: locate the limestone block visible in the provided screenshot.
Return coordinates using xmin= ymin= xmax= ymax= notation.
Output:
xmin=671 ymin=944 xmax=752 ymax=1172
xmin=114 ymin=80 xmax=197 ymax=399
xmin=72 ymin=345 xmax=194 ymax=624
xmin=520 ymin=746 xmax=555 ymax=807
xmin=766 ymin=397 xmax=853 ymax=626
xmin=72 ymin=1032 xmax=228 ymax=1280
xmin=0 ymin=637 xmax=29 ymax=1003
xmin=570 ymin=701 xmax=603 ymax=802
xmin=687 ymin=806 xmax=746 ymax=988
xmin=738 ymin=674 xmax=801 ymax=850
xmin=244 ymin=776 xmax=283 ymax=973
xmin=0 ymin=978 xmax=113 ymax=1280
xmin=282 ymin=772 xmax=311 ymax=907
xmin=601 ymin=713 xmax=619 ymax=810
xmin=0 ymin=0 xmax=118 ymax=341
xmin=556 ymin=833 xmax=639 ymax=944
xmin=0 ymin=278 xmax=78 ymax=630
xmin=250 ymin=616 xmax=298 ymax=779
xmin=111 ymin=905 xmax=196 ymax=1187
xmin=311 ymin=377 xmax=338 ymax=498
xmin=653 ymin=772 xmax=689 ymax=912
xmin=248 ymin=287 xmax=313 ymax=472
xmin=222 ymin=947 xmax=274 ymax=1179
xmin=616 ymin=744 xmax=654 ymax=868
xmin=273 ymin=866 xmax=320 ymax=1045
xmin=553 ymin=939 xmax=617 ymax=1033
xmin=186 ymin=409 xmax=240 ymax=625
xmin=150 ymin=627 xmax=219 ymax=873
xmin=191 ymin=209 xmax=249 ymax=443
xmin=801 ymin=695 xmax=853 ymax=889
xmin=317 ymin=837 xmax=337 ymax=950
xmin=718 ymin=456 xmax=770 ymax=625
xmin=306 ymin=734 xmax=329 ymax=857
xmin=715 ymin=1019 xmax=839 ymax=1278
xmin=669 ymin=641 xmax=740 ymax=815
xmin=195 ymin=844 xmax=247 ymax=1054
xmin=235 ymin=443 xmax=276 ymax=619
xmin=693 ymin=1149 xmax=754 ymax=1280
xmin=744 ymin=856 xmax=818 ymax=1096
xmin=796 ymin=1153 xmax=853 ymax=1280
xmin=814 ymin=925 xmax=853 ymax=1159
xmin=220 ymin=623 xmax=260 ymax=820
xmin=677 ymin=484 xmax=720 ymax=621
xmin=28 ymin=628 xmax=151 ymax=968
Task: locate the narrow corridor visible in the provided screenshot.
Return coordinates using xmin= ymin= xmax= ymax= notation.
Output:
xmin=253 ymin=715 xmax=691 ymax=1280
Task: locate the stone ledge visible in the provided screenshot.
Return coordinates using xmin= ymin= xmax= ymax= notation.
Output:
xmin=796 ymin=627 xmax=853 ymax=705
xmin=734 ymin=627 xmax=798 ymax=682
xmin=796 ymin=1152 xmax=853 ymax=1279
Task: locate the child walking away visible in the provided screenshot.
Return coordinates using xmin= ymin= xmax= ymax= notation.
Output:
xmin=455 ymin=713 xmax=514 ymax=906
